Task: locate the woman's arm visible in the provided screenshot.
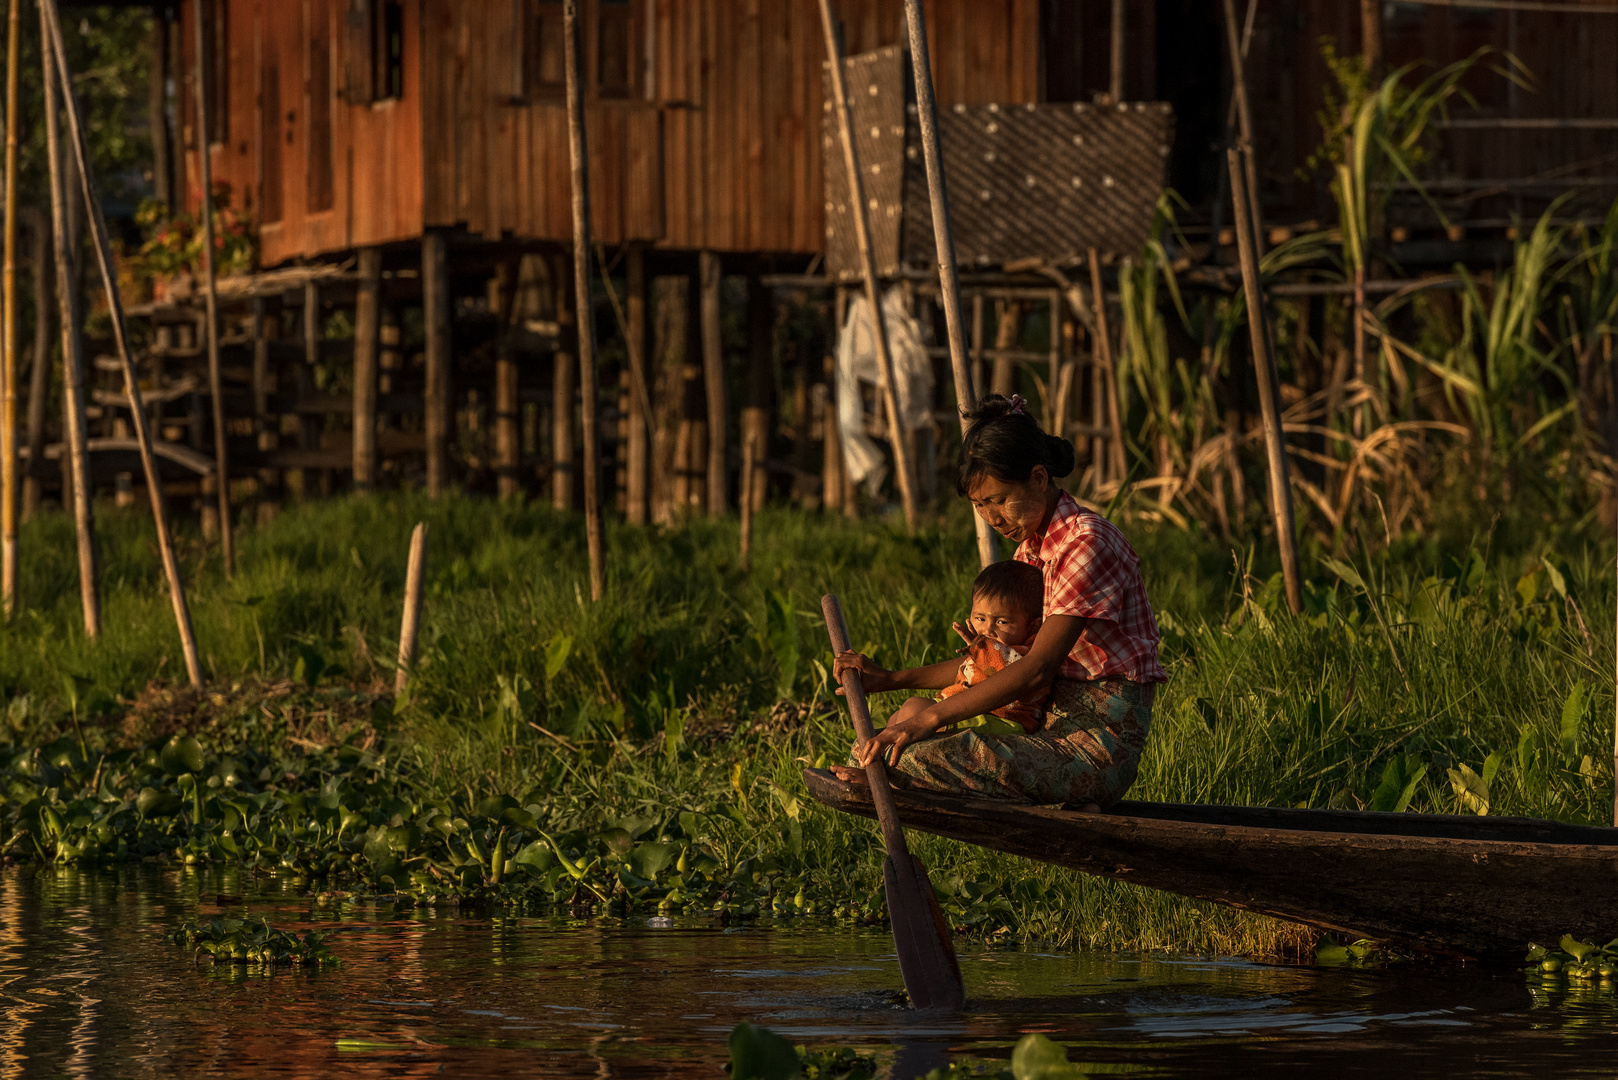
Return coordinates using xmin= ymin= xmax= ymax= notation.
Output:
xmin=853 ymin=614 xmax=1090 ymax=768
xmin=832 ymin=653 xmax=962 ymax=692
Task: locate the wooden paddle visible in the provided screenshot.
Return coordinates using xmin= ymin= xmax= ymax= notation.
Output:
xmin=822 ymin=593 xmax=965 ymax=1011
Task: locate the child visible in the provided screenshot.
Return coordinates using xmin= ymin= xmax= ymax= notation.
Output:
xmin=878 ymin=560 xmax=1052 ymax=736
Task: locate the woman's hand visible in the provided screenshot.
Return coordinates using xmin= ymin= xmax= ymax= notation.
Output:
xmin=832 ymin=650 xmax=898 ymax=694
xmin=854 ymin=708 xmax=942 ymax=769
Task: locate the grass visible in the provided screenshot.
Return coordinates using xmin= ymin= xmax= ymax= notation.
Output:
xmin=0 ymin=481 xmax=1612 ymax=957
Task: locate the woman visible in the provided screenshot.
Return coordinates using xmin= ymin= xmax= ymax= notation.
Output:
xmin=832 ymin=394 xmax=1166 ymax=808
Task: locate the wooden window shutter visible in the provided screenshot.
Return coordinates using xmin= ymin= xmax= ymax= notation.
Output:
xmin=343 ymin=0 xmax=375 ymax=105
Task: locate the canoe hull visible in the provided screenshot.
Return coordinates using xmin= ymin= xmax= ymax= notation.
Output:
xmin=802 ymin=769 xmax=1618 ymax=959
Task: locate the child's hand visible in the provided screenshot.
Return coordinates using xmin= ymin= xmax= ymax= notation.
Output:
xmin=952 ymin=621 xmax=981 ymax=655
xmin=832 ymin=650 xmax=897 ymax=693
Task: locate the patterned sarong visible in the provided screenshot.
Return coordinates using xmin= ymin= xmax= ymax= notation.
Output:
xmin=874 ymin=677 xmax=1154 ymax=807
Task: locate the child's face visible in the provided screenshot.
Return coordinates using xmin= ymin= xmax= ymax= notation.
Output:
xmin=968 ymin=593 xmax=1041 ymax=647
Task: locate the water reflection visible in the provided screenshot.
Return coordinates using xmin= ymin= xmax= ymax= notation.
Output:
xmin=0 ymin=866 xmax=1612 ymax=1076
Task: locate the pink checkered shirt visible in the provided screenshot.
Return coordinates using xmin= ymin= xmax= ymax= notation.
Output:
xmin=1014 ymin=491 xmax=1167 ymax=683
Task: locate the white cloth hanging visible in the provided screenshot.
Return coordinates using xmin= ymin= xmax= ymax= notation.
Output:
xmin=835 ymin=287 xmax=934 ymax=494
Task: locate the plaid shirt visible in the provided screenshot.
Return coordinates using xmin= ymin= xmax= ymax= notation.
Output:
xmin=1014 ymin=492 xmax=1167 ymax=683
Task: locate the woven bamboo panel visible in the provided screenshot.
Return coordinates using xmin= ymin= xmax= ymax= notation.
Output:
xmin=902 ymin=100 xmax=1174 ymax=269
xmin=822 ymin=46 xmax=908 ymax=279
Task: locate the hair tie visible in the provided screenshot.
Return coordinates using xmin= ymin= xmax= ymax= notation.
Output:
xmin=1009 ymin=394 xmax=1027 ymax=416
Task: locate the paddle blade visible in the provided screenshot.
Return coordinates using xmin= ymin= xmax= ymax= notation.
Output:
xmin=883 ymin=853 xmax=965 ymax=1011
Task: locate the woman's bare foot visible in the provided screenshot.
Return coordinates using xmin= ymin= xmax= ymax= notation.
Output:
xmin=829 ymin=765 xmax=868 ymax=785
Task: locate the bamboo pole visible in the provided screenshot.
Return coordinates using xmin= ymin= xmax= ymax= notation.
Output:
xmin=563 ymin=0 xmax=604 ymax=601
xmin=43 ymin=0 xmax=203 ymax=682
xmin=193 ymin=0 xmax=232 ymax=578
xmin=699 ymin=249 xmax=725 ymax=514
xmin=1228 ymin=147 xmax=1303 ymax=615
xmin=818 ymin=0 xmax=918 ymax=532
xmin=0 ymin=0 xmax=18 ymax=617
xmin=1088 ymin=248 xmax=1126 ymax=483
xmin=395 ymin=522 xmax=427 ymax=694
xmin=352 ymin=247 xmax=381 ymax=490
xmin=1221 ymin=0 xmax=1264 ymax=253
xmin=903 ymin=0 xmax=993 ymax=566
xmin=42 ymin=30 xmax=97 ymax=637
xmin=21 ymin=210 xmax=47 ymax=520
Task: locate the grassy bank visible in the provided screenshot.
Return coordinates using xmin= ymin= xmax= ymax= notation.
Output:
xmin=0 ymin=485 xmax=1612 ymax=956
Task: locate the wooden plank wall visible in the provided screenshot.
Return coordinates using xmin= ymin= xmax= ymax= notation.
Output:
xmin=420 ymin=0 xmax=1038 ymax=255
xmin=181 ymin=0 xmax=426 ymax=267
xmin=188 ymin=0 xmax=1039 ymax=265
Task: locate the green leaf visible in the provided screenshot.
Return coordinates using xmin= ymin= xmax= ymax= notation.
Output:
xmin=1542 ymin=557 xmax=1567 ymax=600
xmin=1319 ymin=556 xmax=1366 ymax=592
xmin=544 ymin=634 xmax=573 ymax=683
xmin=628 ymin=841 xmax=679 ymax=879
xmin=1481 ymin=750 xmax=1503 ymax=791
xmin=1560 ymin=682 xmax=1587 ymax=764
xmin=1447 ymin=763 xmax=1490 ymax=816
xmin=1010 ymin=1033 xmax=1081 ymax=1080
xmin=159 ymin=736 xmax=205 ymax=776
xmin=663 ymin=709 xmax=686 ymax=763
xmin=727 ymin=1022 xmax=801 ymax=1080
xmin=1368 ymin=756 xmax=1426 ymax=813
xmin=1562 ymin=934 xmax=1599 ymax=961
xmin=1194 ymin=697 xmax=1217 ymax=733
xmin=1315 ymin=934 xmax=1352 ymax=964
xmin=1516 ymin=570 xmax=1539 ymax=608
xmin=763 ymin=591 xmax=800 ymax=698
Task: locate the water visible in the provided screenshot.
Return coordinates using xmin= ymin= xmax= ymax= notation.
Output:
xmin=2 ymin=865 xmax=1616 ymax=1077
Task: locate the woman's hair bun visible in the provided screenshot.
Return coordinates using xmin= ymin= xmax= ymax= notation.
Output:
xmin=957 ymin=393 xmax=1078 ymax=493
xmin=1044 ymin=433 xmax=1076 ymax=479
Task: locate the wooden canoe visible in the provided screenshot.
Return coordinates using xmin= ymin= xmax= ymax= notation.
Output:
xmin=802 ymin=768 xmax=1618 ymax=959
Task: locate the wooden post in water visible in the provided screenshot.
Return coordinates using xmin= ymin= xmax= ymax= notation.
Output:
xmin=563 ymin=0 xmax=604 ymax=601
xmin=395 ymin=521 xmax=427 ymax=694
xmin=423 ymin=232 xmax=450 ymax=498
xmin=818 ymin=0 xmax=918 ymax=532
xmin=1228 ymin=147 xmax=1303 ymax=615
xmin=903 ymin=0 xmax=994 ymax=567
xmin=42 ymin=30 xmax=97 ymax=637
xmin=43 ymin=0 xmax=202 ymax=680
xmin=1 ymin=0 xmax=19 ymax=617
xmin=699 ymin=250 xmax=726 ymax=514
xmin=352 ymin=247 xmax=381 ymax=491
xmin=193 ymin=0 xmax=232 ymax=577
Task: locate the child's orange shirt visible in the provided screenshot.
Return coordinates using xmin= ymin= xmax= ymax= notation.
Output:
xmin=938 ymin=637 xmax=1050 ymax=734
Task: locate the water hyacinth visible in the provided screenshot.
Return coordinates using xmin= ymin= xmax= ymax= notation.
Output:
xmin=170 ymin=916 xmax=337 ymax=966
xmin=1525 ymin=936 xmax=1618 ymax=985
